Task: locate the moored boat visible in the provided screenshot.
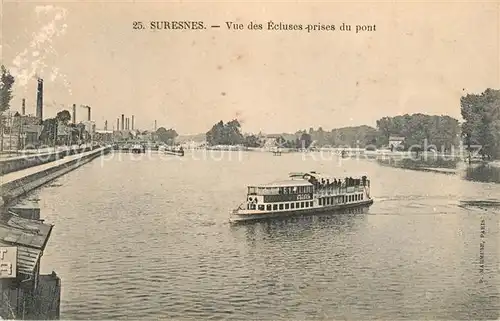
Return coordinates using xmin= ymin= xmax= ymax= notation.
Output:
xmin=160 ymin=145 xmax=184 ymax=156
xmin=230 ymin=171 xmax=373 ymax=223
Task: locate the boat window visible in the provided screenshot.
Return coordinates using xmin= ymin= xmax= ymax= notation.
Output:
xmin=285 ymin=203 xmax=289 ymax=209
xmin=267 ymin=204 xmax=272 ymax=211
xmin=279 ymin=204 xmax=284 ymax=210
xmin=309 ymin=201 xmax=313 ymax=207
xmin=248 ymin=187 xmax=257 ymax=195
xmin=273 ymin=204 xmax=278 ymax=210
xmin=301 ymin=202 xmax=304 ymax=208
xmin=279 ymin=188 xmax=284 ymax=195
xmin=296 ymin=202 xmax=300 ymax=208
xmin=291 ymin=203 xmax=295 ymax=209
xmin=258 ymin=205 xmax=265 ymax=211
xmin=319 ymin=198 xmax=323 ymax=206
xmin=305 ymin=202 xmax=309 ymax=208
xmin=361 ymin=194 xmax=363 ymax=200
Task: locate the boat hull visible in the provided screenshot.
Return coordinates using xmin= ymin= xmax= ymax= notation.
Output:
xmin=229 ymin=199 xmax=373 ymax=224
xmin=164 ymin=150 xmax=184 ymax=156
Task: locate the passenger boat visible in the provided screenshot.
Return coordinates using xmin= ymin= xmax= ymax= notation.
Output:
xmin=230 ymin=171 xmax=373 ymax=223
xmin=130 ymin=144 xmax=145 ymax=153
xmin=159 ymin=145 xmax=184 ymax=156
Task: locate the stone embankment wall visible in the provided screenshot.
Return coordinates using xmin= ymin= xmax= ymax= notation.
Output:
xmin=0 ymin=145 xmax=102 ymax=176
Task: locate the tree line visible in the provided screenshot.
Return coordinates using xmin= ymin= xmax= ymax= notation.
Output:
xmin=460 ymin=88 xmax=500 ymax=159
xmin=205 ymin=120 xmax=314 ymax=149
xmin=205 ymin=115 xmax=462 ymax=152
xmin=2 ymin=64 xmax=499 ymax=158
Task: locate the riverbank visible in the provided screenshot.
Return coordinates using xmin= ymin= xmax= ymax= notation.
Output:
xmin=0 ymin=146 xmax=111 ymax=207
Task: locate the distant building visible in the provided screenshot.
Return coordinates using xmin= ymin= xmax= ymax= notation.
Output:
xmin=80 ymin=121 xmax=96 ymax=134
xmin=94 ymin=130 xmax=113 ymax=142
xmin=388 ymin=136 xmax=405 ymax=150
xmin=10 ymin=114 xmax=43 ymax=149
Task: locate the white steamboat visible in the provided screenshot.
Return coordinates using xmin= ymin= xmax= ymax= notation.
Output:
xmin=230 ymin=171 xmax=373 ymax=223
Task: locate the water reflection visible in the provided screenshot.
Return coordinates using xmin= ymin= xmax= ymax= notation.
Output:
xmin=235 ymin=207 xmax=368 ymax=245
xmin=464 ymin=164 xmax=500 ymax=183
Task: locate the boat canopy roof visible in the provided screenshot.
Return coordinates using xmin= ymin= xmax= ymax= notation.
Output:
xmin=289 ymin=171 xmax=369 ymax=180
xmin=252 ymin=179 xmax=313 ymax=188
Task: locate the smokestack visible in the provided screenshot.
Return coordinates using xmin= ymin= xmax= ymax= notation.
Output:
xmin=125 ymin=118 xmax=128 ymax=130
xmin=154 ymin=120 xmax=157 ymax=131
xmin=22 ymin=99 xmax=26 ymax=115
xmin=132 ymin=115 xmax=135 ymax=130
xmin=104 ymin=120 xmax=108 ymax=131
xmin=117 ymin=118 xmax=120 ymax=131
xmin=36 ymin=78 xmax=43 ymax=121
xmin=121 ymin=114 xmax=124 ymax=130
xmin=72 ymin=104 xmax=76 ymax=124
xmin=87 ymin=106 xmax=91 ymax=121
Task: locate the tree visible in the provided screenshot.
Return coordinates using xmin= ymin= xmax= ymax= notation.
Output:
xmin=205 ymin=119 xmax=245 ymax=146
xmin=156 ymin=127 xmax=178 ymax=144
xmin=243 ymin=134 xmax=260 ymax=147
xmin=0 ymin=65 xmax=15 ymax=151
xmin=56 ymin=110 xmax=71 ymax=124
xmin=39 ymin=118 xmax=57 ymax=145
xmin=0 ymin=66 xmax=14 ymax=114
xmin=461 ymin=89 xmax=500 ymax=159
xmin=298 ymin=132 xmax=312 ymax=149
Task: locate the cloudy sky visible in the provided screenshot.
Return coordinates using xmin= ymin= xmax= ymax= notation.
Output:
xmin=2 ymin=1 xmax=499 ymax=134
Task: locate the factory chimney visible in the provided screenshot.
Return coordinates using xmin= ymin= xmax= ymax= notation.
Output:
xmin=87 ymin=106 xmax=91 ymax=121
xmin=72 ymin=104 xmax=76 ymax=124
xmin=121 ymin=114 xmax=124 ymax=130
xmin=117 ymin=118 xmax=120 ymax=131
xmin=36 ymin=78 xmax=43 ymax=121
xmin=22 ymin=99 xmax=26 ymax=115
xmin=154 ymin=120 xmax=157 ymax=131
xmin=132 ymin=115 xmax=135 ymax=130
xmin=104 ymin=120 xmax=108 ymax=131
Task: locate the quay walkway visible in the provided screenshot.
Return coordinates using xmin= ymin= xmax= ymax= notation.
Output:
xmin=0 ymin=146 xmax=111 ymax=207
xmin=0 ymin=144 xmax=97 ymax=175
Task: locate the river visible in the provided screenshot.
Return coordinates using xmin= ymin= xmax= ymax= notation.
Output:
xmin=30 ymin=150 xmax=499 ymax=320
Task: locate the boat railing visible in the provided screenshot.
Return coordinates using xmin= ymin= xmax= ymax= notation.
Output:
xmin=316 ymin=185 xmax=365 ymax=196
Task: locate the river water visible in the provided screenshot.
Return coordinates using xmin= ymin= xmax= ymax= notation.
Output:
xmin=31 ymin=150 xmax=499 ymax=320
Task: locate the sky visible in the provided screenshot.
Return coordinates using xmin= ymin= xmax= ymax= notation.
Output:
xmin=2 ymin=1 xmax=499 ymax=135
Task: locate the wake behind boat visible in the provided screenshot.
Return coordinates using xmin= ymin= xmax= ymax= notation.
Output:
xmin=230 ymin=171 xmax=373 ymax=223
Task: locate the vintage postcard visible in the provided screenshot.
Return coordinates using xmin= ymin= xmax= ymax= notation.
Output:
xmin=1 ymin=1 xmax=499 ymax=320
